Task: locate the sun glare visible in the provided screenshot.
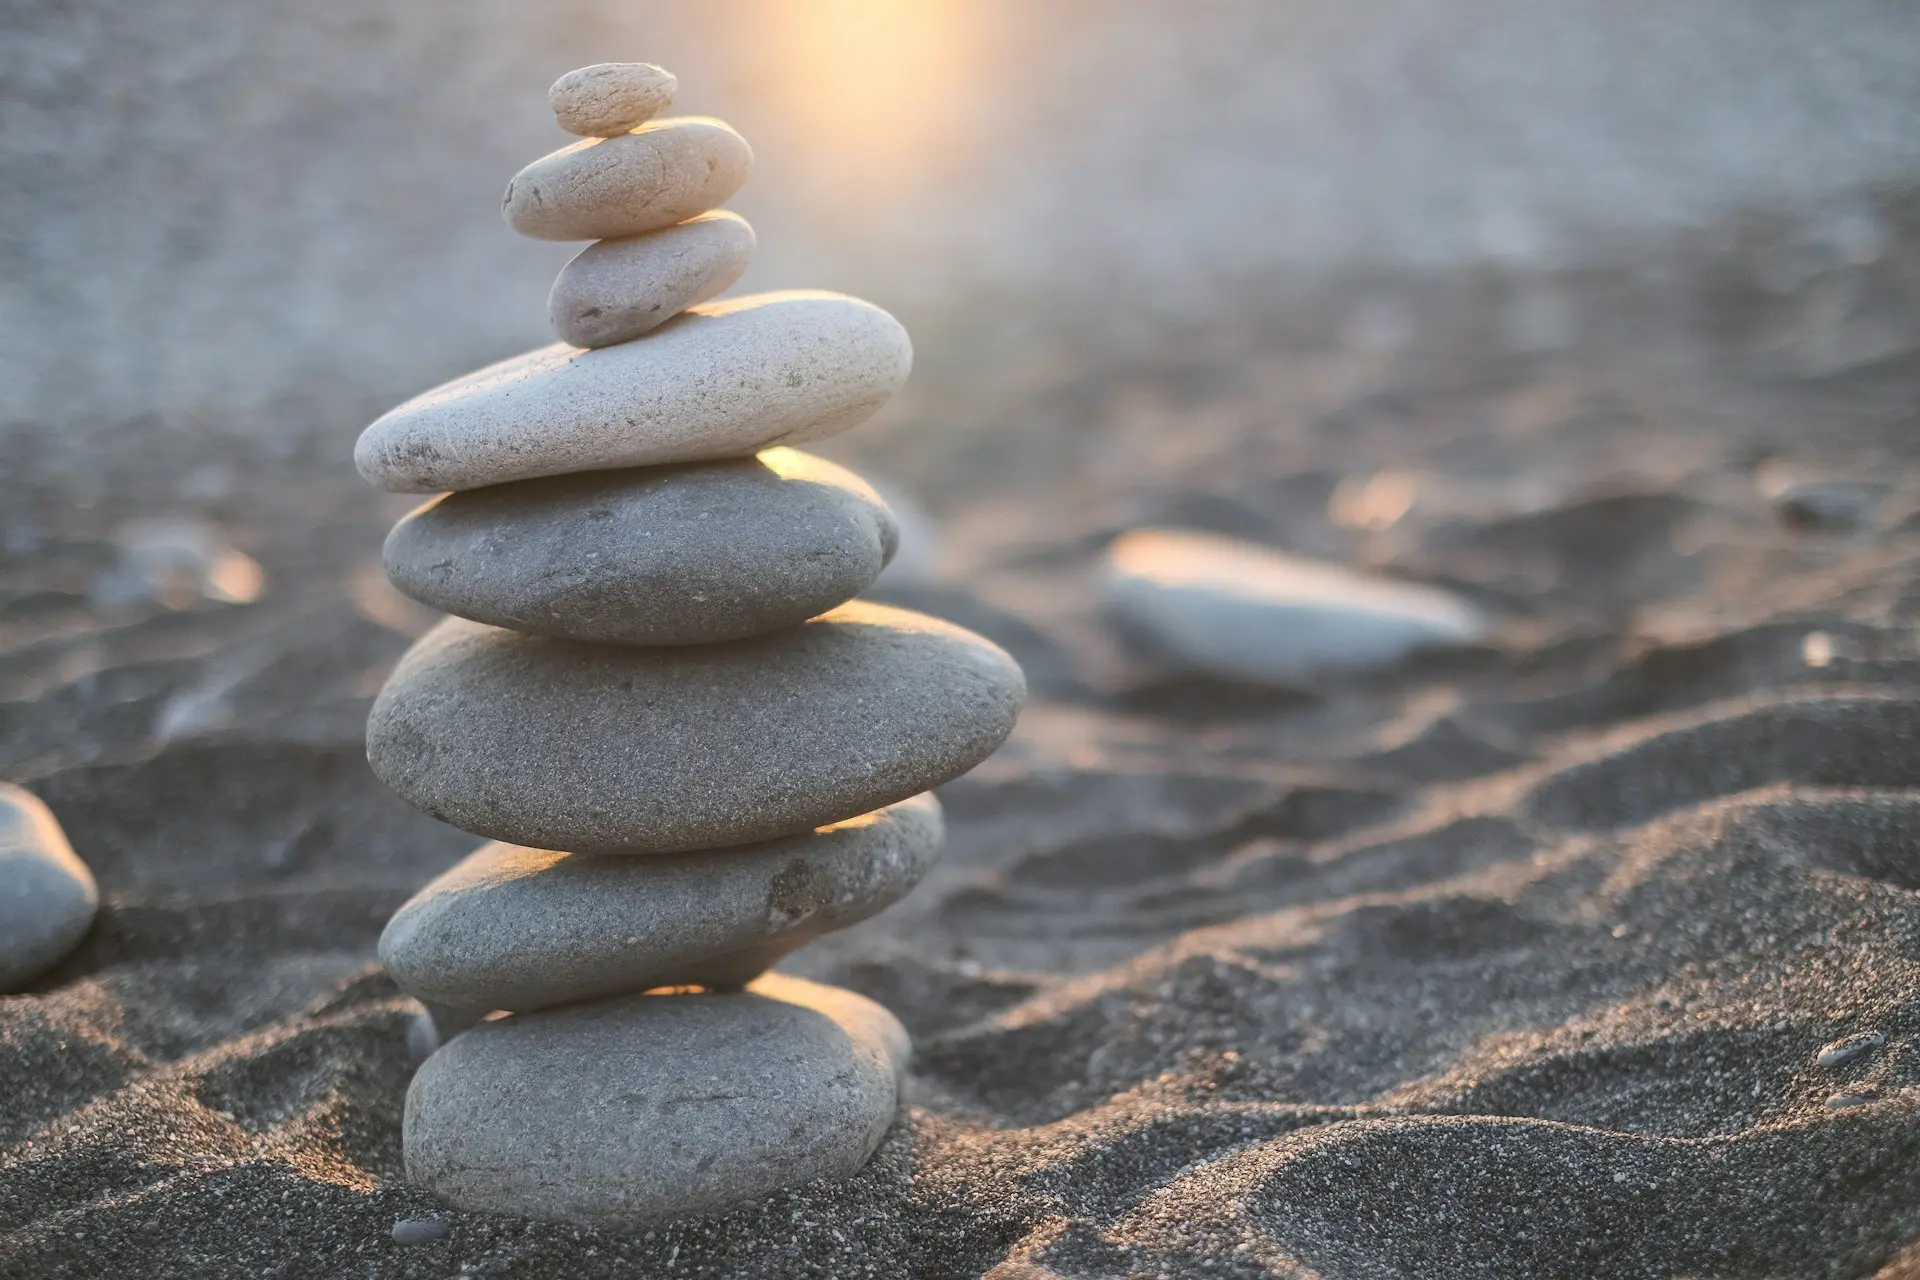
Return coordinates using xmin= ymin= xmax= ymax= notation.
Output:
xmin=764 ymin=0 xmax=982 ymax=187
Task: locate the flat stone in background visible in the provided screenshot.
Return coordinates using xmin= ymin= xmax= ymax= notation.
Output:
xmin=354 ymin=291 xmax=913 ymax=493
xmin=503 ymin=117 xmax=751 ymax=242
xmin=383 ymin=448 xmax=896 ymax=645
xmin=0 ymin=783 xmax=98 ymax=990
xmin=403 ymin=973 xmax=906 ymax=1228
xmin=381 ymin=793 xmax=942 ymax=1015
xmin=1103 ymin=528 xmax=1486 ymax=684
xmin=549 ymin=62 xmax=677 ymax=137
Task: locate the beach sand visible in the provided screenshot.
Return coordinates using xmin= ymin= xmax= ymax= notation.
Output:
xmin=4 ymin=262 xmax=1920 ymax=1277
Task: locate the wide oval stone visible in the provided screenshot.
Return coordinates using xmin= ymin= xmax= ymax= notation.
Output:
xmin=404 ymin=974 xmax=906 ymax=1228
xmin=366 ymin=602 xmax=1024 ymax=853
xmin=381 ymin=793 xmax=942 ymax=1016
xmin=503 ymin=117 xmax=751 ymax=242
xmin=1103 ymin=528 xmax=1487 ymax=685
xmin=549 ymin=62 xmax=677 ymax=137
xmin=354 ymin=291 xmax=912 ymax=493
xmin=0 ymin=783 xmax=98 ymax=991
xmin=550 ymin=211 xmax=756 ymax=348
xmin=383 ymin=448 xmax=897 ymax=645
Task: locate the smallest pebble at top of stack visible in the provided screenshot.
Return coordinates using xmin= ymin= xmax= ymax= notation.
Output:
xmin=549 ymin=62 xmax=678 ymax=137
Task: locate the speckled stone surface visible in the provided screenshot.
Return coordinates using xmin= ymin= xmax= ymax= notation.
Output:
xmin=502 ymin=117 xmax=750 ymax=242
xmin=403 ymin=973 xmax=907 ymax=1228
xmin=380 ymin=793 xmax=942 ymax=1015
xmin=549 ymin=211 xmax=755 ymax=348
xmin=353 ymin=291 xmax=913 ymax=493
xmin=382 ymin=448 xmax=897 ymax=646
xmin=365 ymin=602 xmax=1025 ymax=854
xmin=548 ymin=62 xmax=676 ymax=137
xmin=0 ymin=782 xmax=97 ymax=991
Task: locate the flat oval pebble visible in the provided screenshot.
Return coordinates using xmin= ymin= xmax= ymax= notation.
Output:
xmin=503 ymin=117 xmax=751 ymax=242
xmin=355 ymin=291 xmax=912 ymax=493
xmin=550 ymin=211 xmax=756 ymax=348
xmin=404 ymin=973 xmax=906 ymax=1227
xmin=0 ymin=782 xmax=98 ymax=990
xmin=381 ymin=793 xmax=942 ymax=1016
xmin=549 ymin=62 xmax=677 ymax=137
xmin=367 ymin=602 xmax=1024 ymax=854
xmin=1103 ymin=528 xmax=1486 ymax=685
xmin=383 ymin=448 xmax=897 ymax=645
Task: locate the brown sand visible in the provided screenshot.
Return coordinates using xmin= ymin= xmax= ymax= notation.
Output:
xmin=5 ymin=260 xmax=1920 ymax=1277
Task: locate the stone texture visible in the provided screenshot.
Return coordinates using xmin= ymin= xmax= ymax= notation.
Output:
xmin=549 ymin=62 xmax=676 ymax=137
xmin=381 ymin=448 xmax=897 ymax=646
xmin=403 ymin=973 xmax=906 ymax=1228
xmin=502 ymin=117 xmax=751 ymax=242
xmin=354 ymin=291 xmax=913 ymax=493
xmin=0 ymin=783 xmax=98 ymax=991
xmin=366 ymin=602 xmax=1024 ymax=854
xmin=1103 ymin=528 xmax=1486 ymax=684
xmin=381 ymin=793 xmax=942 ymax=1016
xmin=550 ymin=211 xmax=756 ymax=348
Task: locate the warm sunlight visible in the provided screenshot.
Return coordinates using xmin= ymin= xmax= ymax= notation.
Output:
xmin=759 ymin=0 xmax=984 ymax=187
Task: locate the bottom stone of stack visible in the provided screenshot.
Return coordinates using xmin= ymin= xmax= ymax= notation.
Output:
xmin=403 ymin=974 xmax=908 ymax=1228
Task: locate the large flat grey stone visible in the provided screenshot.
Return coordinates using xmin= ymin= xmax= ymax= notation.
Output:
xmin=381 ymin=448 xmax=896 ymax=646
xmin=381 ymin=793 xmax=942 ymax=1015
xmin=0 ymin=783 xmax=98 ymax=991
xmin=366 ymin=602 xmax=1024 ymax=853
xmin=353 ymin=291 xmax=912 ymax=493
xmin=403 ymin=974 xmax=906 ymax=1228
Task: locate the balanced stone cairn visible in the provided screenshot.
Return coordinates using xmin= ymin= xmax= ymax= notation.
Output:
xmin=353 ymin=63 xmax=1026 ymax=1229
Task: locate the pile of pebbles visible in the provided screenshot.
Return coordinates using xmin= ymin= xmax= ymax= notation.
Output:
xmin=354 ymin=63 xmax=1026 ymax=1229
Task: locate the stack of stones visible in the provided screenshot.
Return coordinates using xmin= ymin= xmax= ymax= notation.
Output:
xmin=352 ymin=63 xmax=1026 ymax=1229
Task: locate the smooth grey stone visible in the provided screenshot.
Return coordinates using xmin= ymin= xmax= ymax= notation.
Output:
xmin=1774 ymin=479 xmax=1882 ymax=532
xmin=405 ymin=1000 xmax=488 ymax=1065
xmin=549 ymin=62 xmax=676 ymax=137
xmin=354 ymin=291 xmax=912 ymax=494
xmin=1102 ymin=528 xmax=1486 ymax=685
xmin=404 ymin=974 xmax=905 ymax=1228
xmin=502 ymin=117 xmax=751 ymax=242
xmin=404 ymin=1006 xmax=443 ymax=1066
xmin=382 ymin=448 xmax=896 ymax=646
xmin=1816 ymin=1031 xmax=1884 ymax=1068
xmin=0 ymin=783 xmax=98 ymax=991
xmin=390 ymin=1216 xmax=449 ymax=1245
xmin=367 ymin=602 xmax=1022 ymax=854
xmin=550 ymin=212 xmax=756 ymax=348
xmin=381 ymin=793 xmax=942 ymax=1016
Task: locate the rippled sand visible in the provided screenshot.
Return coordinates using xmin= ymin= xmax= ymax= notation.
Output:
xmin=5 ymin=273 xmax=1920 ymax=1276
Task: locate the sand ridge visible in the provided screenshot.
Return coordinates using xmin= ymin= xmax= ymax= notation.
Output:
xmin=4 ymin=300 xmax=1920 ymax=1275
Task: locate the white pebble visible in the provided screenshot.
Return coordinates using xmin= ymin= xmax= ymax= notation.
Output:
xmin=356 ymin=291 xmax=911 ymax=493
xmin=0 ymin=783 xmax=98 ymax=990
xmin=1816 ymin=1032 xmax=1884 ymax=1068
xmin=548 ymin=211 xmax=754 ymax=348
xmin=1102 ymin=529 xmax=1486 ymax=685
xmin=549 ymin=63 xmax=676 ymax=137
